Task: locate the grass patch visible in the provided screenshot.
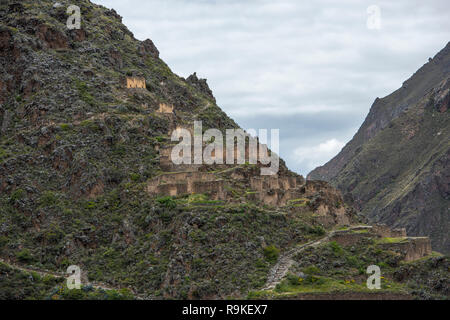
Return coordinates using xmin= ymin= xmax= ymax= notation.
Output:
xmin=376 ymin=237 xmax=408 ymax=244
xmin=250 ymin=275 xmax=407 ymax=298
xmin=351 ymin=229 xmax=371 ymax=234
xmin=287 ymin=198 xmax=309 ymax=207
xmin=60 ymin=123 xmax=71 ymax=131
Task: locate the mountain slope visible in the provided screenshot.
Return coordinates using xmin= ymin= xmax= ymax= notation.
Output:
xmin=0 ymin=0 xmax=361 ymax=299
xmin=308 ymin=43 xmax=450 ymax=254
xmin=0 ymin=0 xmax=446 ymax=300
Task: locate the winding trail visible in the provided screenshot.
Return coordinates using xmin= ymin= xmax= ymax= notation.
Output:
xmin=262 ymin=225 xmax=370 ymax=290
xmin=1 ymin=225 xmax=371 ymax=297
xmin=0 ymin=257 xmax=145 ymax=299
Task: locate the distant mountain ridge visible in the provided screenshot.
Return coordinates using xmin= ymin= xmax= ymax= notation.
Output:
xmin=308 ymin=42 xmax=450 ymax=254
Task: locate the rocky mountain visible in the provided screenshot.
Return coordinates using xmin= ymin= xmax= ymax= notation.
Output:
xmin=309 ymin=42 xmax=450 ymax=254
xmin=0 ymin=0 xmax=447 ymax=300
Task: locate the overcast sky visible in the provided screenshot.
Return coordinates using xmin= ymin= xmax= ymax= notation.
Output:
xmin=93 ymin=0 xmax=450 ymax=176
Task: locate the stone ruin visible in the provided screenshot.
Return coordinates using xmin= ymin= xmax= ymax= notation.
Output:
xmin=246 ymin=175 xmax=303 ymax=206
xmin=147 ymin=172 xmax=226 ymax=200
xmin=372 ymin=224 xmax=407 ymax=238
xmin=146 ymin=130 xmax=353 ymax=229
xmin=145 ymin=122 xmax=358 ymax=227
xmin=150 ymin=135 xmax=306 ymax=206
xmin=126 ymin=76 xmax=146 ymax=89
xmin=157 ymin=103 xmax=174 ymax=114
xmin=123 ymin=76 xmax=175 ymax=114
xmin=329 ymin=225 xmax=432 ymax=261
xmin=158 ymin=132 xmax=272 ymax=172
xmin=382 ymin=237 xmax=432 ymax=262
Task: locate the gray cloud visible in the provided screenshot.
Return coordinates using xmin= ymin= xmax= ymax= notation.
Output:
xmin=93 ymin=0 xmax=450 ymax=175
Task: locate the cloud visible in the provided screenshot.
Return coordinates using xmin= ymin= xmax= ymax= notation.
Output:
xmin=92 ymin=0 xmax=450 ymax=175
xmin=293 ymin=139 xmax=346 ymax=173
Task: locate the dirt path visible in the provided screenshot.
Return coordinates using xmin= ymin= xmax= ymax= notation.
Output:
xmin=262 ymin=226 xmax=369 ymax=290
xmin=0 ymin=257 xmax=145 ymax=299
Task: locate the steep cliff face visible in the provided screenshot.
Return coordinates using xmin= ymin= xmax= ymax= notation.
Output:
xmin=308 ymin=43 xmax=450 ymax=254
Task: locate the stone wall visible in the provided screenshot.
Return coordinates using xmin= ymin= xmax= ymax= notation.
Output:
xmin=381 ymin=237 xmax=432 ymax=262
xmin=163 ymin=127 xmax=275 ymax=168
xmin=250 ymin=176 xmax=299 ymax=192
xmin=246 ymin=176 xmax=307 ymax=207
xmin=392 ymin=228 xmax=407 ymax=237
xmin=126 ymin=77 xmax=146 ymax=89
xmin=329 ymin=230 xmax=432 ymax=262
xmin=158 ymin=146 xmax=202 ymax=172
xmin=404 ymin=238 xmax=432 ymax=261
xmin=373 ymin=224 xmax=407 ymax=237
xmin=147 ymin=172 xmax=226 ymax=200
xmin=247 ymin=188 xmax=294 ymax=207
xmin=329 ymin=225 xmax=432 ymax=261
xmin=158 ymin=142 xmax=264 ymax=172
xmin=157 ymin=103 xmax=174 ymax=113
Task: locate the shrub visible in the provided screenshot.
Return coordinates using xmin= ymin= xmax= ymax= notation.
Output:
xmin=75 ymin=79 xmax=97 ymax=107
xmin=112 ymin=145 xmax=126 ymax=156
xmin=84 ymin=201 xmax=97 ymax=210
xmin=305 ymin=275 xmax=326 ymax=285
xmin=0 ymin=147 xmax=7 ymax=160
xmin=159 ymin=211 xmax=173 ymax=224
xmin=39 ymin=191 xmax=58 ymax=207
xmin=263 ymin=245 xmax=280 ymax=263
xmin=310 ymin=225 xmax=325 ymax=236
xmin=247 ymin=291 xmax=266 ymax=299
xmin=287 ymin=274 xmax=301 ymax=286
xmin=45 ymin=225 xmax=64 ymax=244
xmin=16 ymin=249 xmax=33 ymax=263
xmin=80 ymin=119 xmax=100 ymax=131
xmin=329 ymin=241 xmax=343 ymax=255
xmin=62 ymin=288 xmax=84 ymax=300
xmin=346 ymin=255 xmax=360 ymax=268
xmin=274 ymin=280 xmax=290 ymax=292
xmin=0 ymin=236 xmax=8 ymax=248
xmin=10 ymin=188 xmax=25 ymax=202
xmin=156 ymin=196 xmax=176 ymax=209
xmin=303 ymin=265 xmax=320 ymax=275
xmin=130 ymin=173 xmax=140 ymax=182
